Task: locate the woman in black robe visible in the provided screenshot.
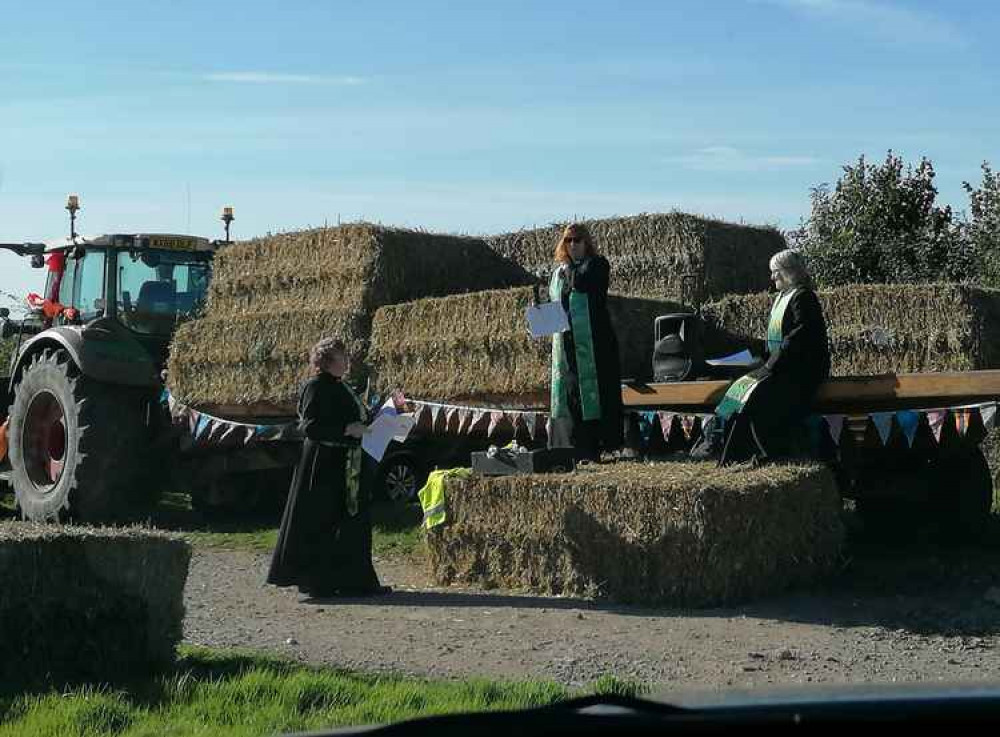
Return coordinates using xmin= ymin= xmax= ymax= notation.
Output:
xmin=267 ymin=337 xmax=390 ymax=597
xmin=714 ymin=249 xmax=830 ymax=466
xmin=546 ymin=223 xmax=623 ymax=461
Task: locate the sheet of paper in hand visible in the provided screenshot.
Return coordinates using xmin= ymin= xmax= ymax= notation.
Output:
xmin=362 ymin=406 xmax=416 ymax=461
xmin=526 ymin=302 xmax=570 ymax=338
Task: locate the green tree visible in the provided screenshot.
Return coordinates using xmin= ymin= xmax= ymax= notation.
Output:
xmin=962 ymin=162 xmax=1000 ymax=288
xmin=795 ymin=151 xmax=975 ymax=286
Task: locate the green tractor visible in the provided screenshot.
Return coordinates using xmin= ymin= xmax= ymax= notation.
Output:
xmin=0 ymin=197 xmax=230 ymax=521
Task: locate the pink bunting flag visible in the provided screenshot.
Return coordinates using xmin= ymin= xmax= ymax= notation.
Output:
xmin=657 ymin=411 xmax=676 ymax=441
xmin=871 ymin=412 xmax=894 ymax=446
xmin=446 ymin=406 xmax=459 ymax=432
xmin=927 ymin=410 xmax=947 ymax=443
xmin=680 ymin=415 xmax=695 ymax=440
xmin=468 ymin=409 xmax=486 ymax=434
xmin=488 ymin=411 xmax=506 ymax=437
xmin=981 ymin=403 xmax=998 ymax=432
xmin=824 ymin=415 xmax=845 ymax=446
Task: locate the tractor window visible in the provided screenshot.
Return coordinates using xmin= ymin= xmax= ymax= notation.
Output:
xmin=56 ymin=257 xmax=77 ymax=307
xmin=74 ymin=252 xmax=107 ymax=320
xmin=117 ymin=250 xmax=211 ymax=336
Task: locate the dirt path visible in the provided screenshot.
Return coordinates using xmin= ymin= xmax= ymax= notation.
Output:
xmin=184 ymin=543 xmax=1000 ymax=690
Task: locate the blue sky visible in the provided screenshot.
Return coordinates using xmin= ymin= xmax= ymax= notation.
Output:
xmin=2 ymin=0 xmax=998 ymax=306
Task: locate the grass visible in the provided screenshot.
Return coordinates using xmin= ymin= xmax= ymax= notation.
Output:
xmin=0 ymin=646 xmax=646 ymax=736
xmin=157 ymin=492 xmax=426 ymax=560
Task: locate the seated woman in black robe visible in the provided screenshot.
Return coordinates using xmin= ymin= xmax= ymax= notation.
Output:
xmin=546 ymin=223 xmax=624 ymax=462
xmin=267 ymin=337 xmax=390 ymax=597
xmin=711 ymin=249 xmax=830 ymax=466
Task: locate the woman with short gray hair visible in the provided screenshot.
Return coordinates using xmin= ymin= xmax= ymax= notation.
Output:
xmin=268 ymin=337 xmax=390 ymax=597
xmin=705 ymin=248 xmax=830 ymax=465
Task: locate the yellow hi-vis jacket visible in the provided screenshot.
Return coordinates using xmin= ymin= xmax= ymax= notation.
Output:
xmin=417 ymin=468 xmax=473 ymax=529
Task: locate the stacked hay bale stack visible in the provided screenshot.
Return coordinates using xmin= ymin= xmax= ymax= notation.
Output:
xmin=369 ymin=213 xmax=785 ymax=404
xmin=167 ymin=224 xmax=533 ymax=409
xmin=486 ymin=212 xmax=786 ymax=303
xmin=369 ymin=287 xmax=686 ymax=406
xmin=428 ymin=461 xmax=843 ymax=606
xmin=702 ymin=283 xmax=1000 ymax=508
xmin=702 ymin=283 xmax=1000 ymax=375
xmin=0 ymin=523 xmax=190 ymax=686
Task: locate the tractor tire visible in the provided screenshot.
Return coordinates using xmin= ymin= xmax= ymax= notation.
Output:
xmin=930 ymin=444 xmax=993 ymax=542
xmin=8 ymin=348 xmax=160 ymax=522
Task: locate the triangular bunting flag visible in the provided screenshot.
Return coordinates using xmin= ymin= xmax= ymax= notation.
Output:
xmin=954 ymin=408 xmax=972 ymax=437
xmin=896 ymin=410 xmax=920 ymax=448
xmin=638 ymin=411 xmax=657 ymax=444
xmin=927 ymin=410 xmax=947 ymax=443
xmin=982 ymin=403 xmax=997 ymax=432
xmin=430 ymin=405 xmax=442 ymax=430
xmin=244 ymin=426 xmax=255 ymax=445
xmin=525 ymin=412 xmax=538 ymax=439
xmin=446 ymin=407 xmax=459 ymax=432
xmin=871 ymin=412 xmax=894 ymax=446
xmin=823 ymin=415 xmax=845 ymax=445
xmin=657 ymin=412 xmax=676 ymax=442
xmin=469 ymin=409 xmax=486 ymax=434
xmin=488 ymin=411 xmax=505 ymax=438
xmin=680 ymin=415 xmax=695 ymax=440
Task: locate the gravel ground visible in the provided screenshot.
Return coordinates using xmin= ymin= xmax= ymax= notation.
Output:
xmin=184 ymin=541 xmax=1000 ymax=691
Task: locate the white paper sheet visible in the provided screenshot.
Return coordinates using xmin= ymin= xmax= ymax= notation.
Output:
xmin=525 ymin=302 xmax=570 ymax=338
xmin=362 ymin=407 xmax=416 ymax=462
xmin=705 ymin=349 xmax=755 ymax=367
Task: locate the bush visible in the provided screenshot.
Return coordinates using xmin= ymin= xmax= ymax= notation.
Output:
xmin=795 ymin=151 xmax=977 ymax=287
xmin=963 ymin=162 xmax=1000 ymax=288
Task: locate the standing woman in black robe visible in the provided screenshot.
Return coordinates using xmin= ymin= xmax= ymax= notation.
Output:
xmin=267 ymin=337 xmax=390 ymax=597
xmin=714 ymin=249 xmax=830 ymax=466
xmin=546 ymin=223 xmax=623 ymax=461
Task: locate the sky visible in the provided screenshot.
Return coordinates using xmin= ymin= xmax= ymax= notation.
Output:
xmin=2 ymin=0 xmax=999 ymax=308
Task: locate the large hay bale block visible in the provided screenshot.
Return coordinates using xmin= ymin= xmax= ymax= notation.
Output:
xmin=168 ymin=224 xmax=532 ymax=407
xmin=369 ymin=287 xmax=685 ymax=404
xmin=0 ymin=524 xmax=190 ymax=686
xmin=702 ymin=283 xmax=1000 ymax=375
xmin=428 ymin=461 xmax=843 ymax=607
xmin=486 ymin=213 xmax=785 ymax=303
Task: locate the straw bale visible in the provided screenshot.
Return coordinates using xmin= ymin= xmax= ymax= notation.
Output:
xmin=427 ymin=461 xmax=842 ymax=607
xmin=369 ymin=287 xmax=685 ymax=403
xmin=702 ymin=283 xmax=1000 ymax=375
xmin=167 ymin=223 xmax=533 ymax=406
xmin=0 ymin=523 xmax=190 ymax=685
xmin=487 ymin=213 xmax=785 ymax=303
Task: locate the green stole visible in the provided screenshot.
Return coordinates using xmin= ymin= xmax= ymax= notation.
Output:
xmin=715 ymin=288 xmax=801 ymax=420
xmin=342 ymin=383 xmax=368 ymax=517
xmin=549 ymin=265 xmax=602 ymax=421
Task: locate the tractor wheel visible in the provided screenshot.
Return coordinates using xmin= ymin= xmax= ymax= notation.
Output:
xmin=8 ymin=349 xmax=160 ymax=522
xmin=930 ymin=444 xmax=993 ymax=542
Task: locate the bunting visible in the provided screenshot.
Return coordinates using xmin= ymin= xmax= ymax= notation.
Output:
xmin=871 ymin=412 xmax=894 ymax=446
xmin=657 ymin=411 xmax=676 ymax=442
xmin=824 ymin=414 xmax=845 ymax=446
xmin=637 ymin=411 xmax=657 ymax=445
xmin=954 ymin=408 xmax=973 ymax=437
xmin=896 ymin=410 xmax=921 ymax=447
xmin=982 ymin=404 xmax=997 ymax=432
xmin=488 ymin=411 xmax=506 ymax=437
xmin=927 ymin=410 xmax=947 ymax=443
xmin=446 ymin=406 xmax=460 ymax=432
xmin=680 ymin=415 xmax=695 ymax=440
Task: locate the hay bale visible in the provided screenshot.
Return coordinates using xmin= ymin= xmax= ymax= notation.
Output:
xmin=427 ymin=461 xmax=843 ymax=607
xmin=702 ymin=283 xmax=1000 ymax=375
xmin=168 ymin=224 xmax=532 ymax=407
xmin=0 ymin=523 xmax=190 ymax=686
xmin=369 ymin=287 xmax=685 ymax=404
xmin=486 ymin=213 xmax=785 ymax=303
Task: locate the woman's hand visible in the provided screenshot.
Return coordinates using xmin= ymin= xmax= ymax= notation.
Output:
xmin=345 ymin=422 xmax=368 ymax=439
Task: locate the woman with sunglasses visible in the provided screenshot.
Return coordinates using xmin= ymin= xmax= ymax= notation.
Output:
xmin=546 ymin=223 xmax=623 ymax=461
